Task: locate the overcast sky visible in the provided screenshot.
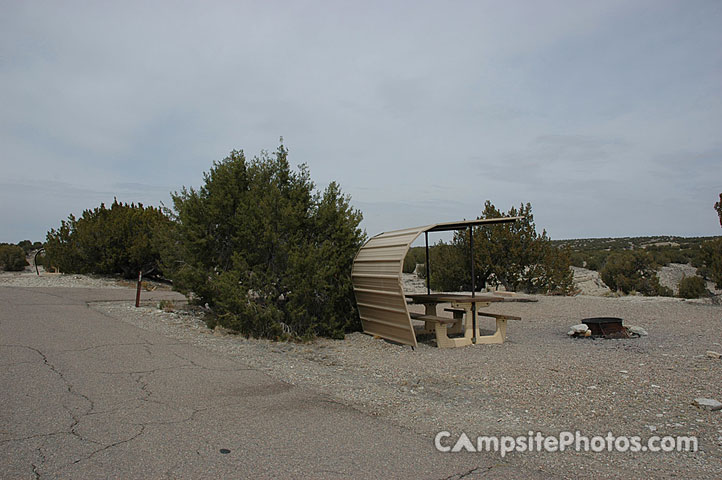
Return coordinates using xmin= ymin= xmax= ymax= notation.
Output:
xmin=1 ymin=0 xmax=721 ymax=243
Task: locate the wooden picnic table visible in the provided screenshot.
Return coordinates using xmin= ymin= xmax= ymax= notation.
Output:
xmin=405 ymin=293 xmax=520 ymax=348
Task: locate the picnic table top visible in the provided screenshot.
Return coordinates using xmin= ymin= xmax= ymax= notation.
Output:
xmin=404 ymin=293 xmax=505 ymax=303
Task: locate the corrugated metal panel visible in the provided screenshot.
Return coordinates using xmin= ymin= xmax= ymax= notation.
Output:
xmin=351 ymin=218 xmax=521 ymax=348
xmin=351 ymin=226 xmax=430 ymax=348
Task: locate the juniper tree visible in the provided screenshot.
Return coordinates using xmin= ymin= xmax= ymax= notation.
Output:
xmin=429 ymin=201 xmax=574 ymax=294
xmin=44 ymin=200 xmax=171 ymax=277
xmin=166 ymin=143 xmax=365 ymax=339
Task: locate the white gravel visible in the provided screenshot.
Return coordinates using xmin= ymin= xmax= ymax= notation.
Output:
xmin=5 ymin=268 xmax=722 ymax=478
xmin=0 ymin=270 xmax=126 ymax=288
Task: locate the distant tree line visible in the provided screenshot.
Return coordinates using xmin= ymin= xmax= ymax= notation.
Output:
xmin=553 ymin=194 xmax=722 ymax=297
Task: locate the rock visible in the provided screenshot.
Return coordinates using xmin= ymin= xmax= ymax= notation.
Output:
xmin=706 ymin=351 xmax=722 ymax=359
xmin=693 ymin=398 xmax=722 ymax=411
xmin=570 ymin=324 xmax=590 ymax=334
xmin=627 ymin=326 xmax=648 ymax=336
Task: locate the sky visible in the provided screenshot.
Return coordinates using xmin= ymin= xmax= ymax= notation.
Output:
xmin=1 ymin=0 xmax=721 ymax=244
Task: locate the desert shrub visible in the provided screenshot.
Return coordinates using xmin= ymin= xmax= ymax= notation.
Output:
xmin=600 ymin=251 xmax=671 ymax=296
xmin=570 ymin=252 xmax=585 ymax=268
xmin=166 ymin=144 xmax=365 ymax=340
xmin=0 ymin=244 xmax=28 ymax=271
xmin=699 ymin=238 xmax=722 ymax=288
xmin=402 ymin=251 xmax=417 ymax=273
xmin=429 ymin=201 xmax=574 ymax=294
xmin=428 ymin=241 xmax=467 ymax=291
xmin=15 ymin=240 xmax=42 ymax=254
xmin=585 ymin=255 xmax=603 ymax=271
xmin=44 ymin=200 xmax=171 ymax=278
xmin=403 ymin=246 xmax=426 ymax=274
xmin=678 ymin=276 xmax=706 ymax=299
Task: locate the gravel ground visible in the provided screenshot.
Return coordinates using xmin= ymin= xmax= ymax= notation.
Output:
xmin=0 ymin=268 xmax=171 ymax=290
xmin=4 ymin=269 xmax=722 ymax=478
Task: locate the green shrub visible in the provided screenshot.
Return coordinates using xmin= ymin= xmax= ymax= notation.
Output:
xmin=16 ymin=240 xmax=44 ymax=254
xmin=585 ymin=255 xmax=602 ymax=271
xmin=402 ymin=253 xmax=417 ymax=273
xmin=428 ymin=201 xmax=574 ymax=294
xmin=600 ymin=251 xmax=671 ymax=296
xmin=678 ymin=276 xmax=706 ymax=299
xmin=0 ymin=244 xmax=28 ymax=271
xmin=44 ymin=200 xmax=172 ymax=278
xmin=570 ymin=252 xmax=585 ymax=268
xmin=699 ymin=238 xmax=722 ymax=288
xmin=402 ymin=247 xmax=426 ymax=274
xmin=166 ymin=144 xmax=365 ymax=340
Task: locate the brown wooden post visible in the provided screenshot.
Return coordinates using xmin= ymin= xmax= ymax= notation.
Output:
xmin=135 ymin=270 xmax=143 ymax=307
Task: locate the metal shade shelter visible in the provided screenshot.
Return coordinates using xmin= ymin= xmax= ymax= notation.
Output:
xmin=351 ymin=216 xmax=522 ymax=348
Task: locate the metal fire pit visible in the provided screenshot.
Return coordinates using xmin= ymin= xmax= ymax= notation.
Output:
xmin=582 ymin=317 xmax=630 ymax=339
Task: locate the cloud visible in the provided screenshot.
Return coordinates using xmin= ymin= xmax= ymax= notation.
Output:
xmin=1 ymin=0 xmax=721 ymax=243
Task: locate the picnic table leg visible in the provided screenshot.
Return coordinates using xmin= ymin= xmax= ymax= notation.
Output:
xmin=475 ymin=318 xmax=507 ymax=344
xmin=434 ymin=322 xmax=472 ymax=348
xmin=423 ymin=303 xmax=437 ymax=333
xmin=447 ymin=308 xmax=464 ymax=335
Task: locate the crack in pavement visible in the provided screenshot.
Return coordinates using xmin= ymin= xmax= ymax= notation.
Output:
xmin=441 ymin=466 xmax=489 ymax=480
xmin=0 ymin=431 xmax=73 ymax=446
xmin=0 ymin=343 xmax=145 ymax=475
xmin=171 ymin=352 xmax=256 ymax=373
xmin=127 ymin=400 xmax=242 ymax=428
xmin=65 ymin=425 xmax=147 ymax=470
xmin=1 ymin=344 xmax=95 ymax=415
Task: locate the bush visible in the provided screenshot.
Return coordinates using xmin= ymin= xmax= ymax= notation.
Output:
xmin=44 ymin=200 xmax=171 ymax=278
xmin=570 ymin=252 xmax=585 ymax=268
xmin=429 ymin=201 xmax=574 ymax=294
xmin=0 ymin=244 xmax=28 ymax=271
xmin=600 ymin=251 xmax=671 ymax=296
xmin=166 ymin=144 xmax=365 ymax=340
xmin=699 ymin=238 xmax=722 ymax=288
xmin=403 ymin=247 xmax=426 ymax=274
xmin=678 ymin=276 xmax=707 ymax=299
xmin=402 ymin=253 xmax=417 ymax=274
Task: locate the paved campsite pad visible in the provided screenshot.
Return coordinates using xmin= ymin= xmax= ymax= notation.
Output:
xmin=0 ymin=286 xmax=541 ymax=479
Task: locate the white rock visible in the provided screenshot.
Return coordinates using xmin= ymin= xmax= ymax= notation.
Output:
xmin=706 ymin=351 xmax=722 ymax=359
xmin=570 ymin=324 xmax=590 ymax=334
xmin=693 ymin=398 xmax=722 ymax=411
xmin=627 ymin=326 xmax=648 ymax=336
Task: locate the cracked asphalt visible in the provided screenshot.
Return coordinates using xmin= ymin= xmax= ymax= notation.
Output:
xmin=0 ymin=287 xmax=544 ymax=479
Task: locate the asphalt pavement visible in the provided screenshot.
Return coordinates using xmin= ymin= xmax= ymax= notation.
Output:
xmin=0 ymin=286 xmax=542 ymax=479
